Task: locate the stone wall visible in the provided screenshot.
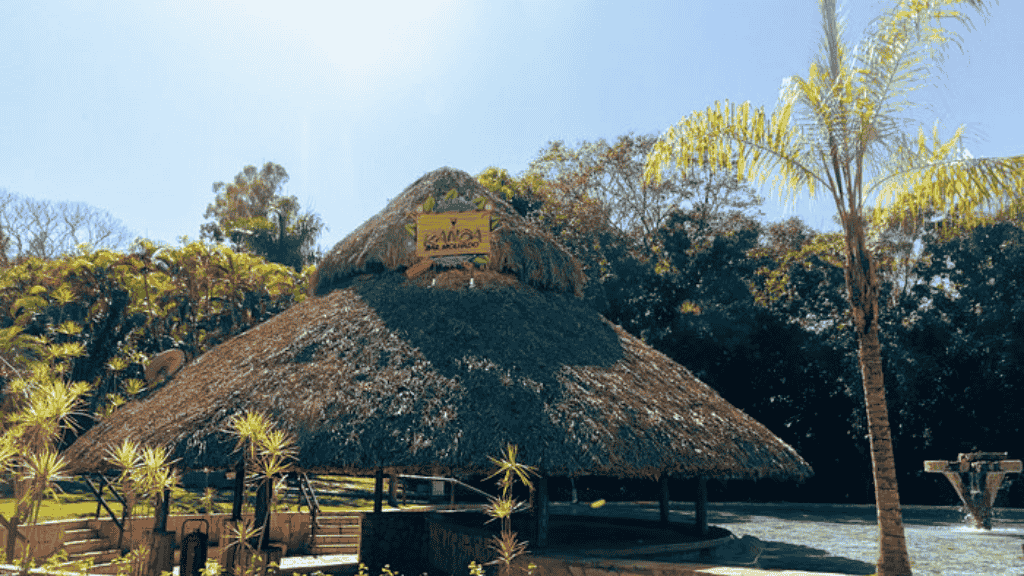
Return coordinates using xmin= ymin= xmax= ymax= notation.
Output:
xmin=96 ymin=512 xmax=312 ymax=553
xmin=425 ymin=514 xmax=497 ymax=576
xmin=358 ymin=510 xmax=429 ymax=574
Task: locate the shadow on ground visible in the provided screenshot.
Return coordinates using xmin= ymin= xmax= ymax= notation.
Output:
xmin=753 ymin=540 xmax=876 ymax=574
xmin=654 ymin=536 xmax=876 ymax=575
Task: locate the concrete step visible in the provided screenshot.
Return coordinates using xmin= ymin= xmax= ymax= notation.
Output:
xmin=87 ymin=561 xmax=121 ymax=575
xmin=318 ymin=515 xmax=360 ymax=526
xmin=63 ymin=527 xmax=100 ymax=542
xmin=315 ymin=534 xmax=360 ymax=546
xmin=311 ymin=544 xmax=359 ymax=555
xmin=58 ymin=519 xmax=92 ymax=530
xmin=65 ymin=536 xmax=116 ymax=555
xmin=62 ymin=523 xmax=121 ymax=573
xmin=66 ymin=547 xmax=122 ymax=566
xmin=313 ymin=515 xmax=360 ymax=555
xmin=317 ymin=525 xmax=361 ymax=535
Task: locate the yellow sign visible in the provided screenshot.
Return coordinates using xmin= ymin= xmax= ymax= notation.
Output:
xmin=416 ymin=211 xmax=491 ymax=257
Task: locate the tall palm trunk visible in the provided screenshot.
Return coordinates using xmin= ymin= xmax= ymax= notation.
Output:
xmin=842 ymin=213 xmax=913 ymax=576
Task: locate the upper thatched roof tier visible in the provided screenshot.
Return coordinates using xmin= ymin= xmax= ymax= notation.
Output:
xmin=312 ymin=167 xmax=586 ymax=297
xmin=64 ymin=272 xmax=812 ymax=481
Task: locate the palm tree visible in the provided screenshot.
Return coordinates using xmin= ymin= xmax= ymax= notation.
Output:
xmin=645 ymin=1 xmax=1024 ymax=574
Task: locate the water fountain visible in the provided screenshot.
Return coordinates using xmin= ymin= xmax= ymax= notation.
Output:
xmin=924 ymin=451 xmax=1022 ymax=529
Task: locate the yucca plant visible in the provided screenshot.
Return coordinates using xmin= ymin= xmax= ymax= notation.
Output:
xmin=0 ymin=336 xmax=89 ymax=569
xmin=227 ymin=411 xmax=296 ymax=558
xmin=481 ymin=444 xmax=537 ymax=576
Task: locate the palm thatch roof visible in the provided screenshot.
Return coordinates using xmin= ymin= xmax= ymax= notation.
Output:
xmin=64 ymin=168 xmax=811 ymax=482
xmin=311 ymin=166 xmax=585 ymax=297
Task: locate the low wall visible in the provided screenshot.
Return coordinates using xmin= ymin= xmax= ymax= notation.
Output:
xmin=0 ymin=521 xmax=76 ymax=560
xmin=102 ymin=513 xmax=312 ymax=552
xmin=358 ymin=510 xmax=429 ymax=575
xmin=0 ymin=512 xmax=314 ymax=561
xmin=425 ymin=514 xmax=497 ymax=576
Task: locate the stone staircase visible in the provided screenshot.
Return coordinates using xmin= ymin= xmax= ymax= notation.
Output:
xmin=60 ymin=520 xmax=123 ymax=574
xmin=310 ymin=515 xmax=361 ymax=556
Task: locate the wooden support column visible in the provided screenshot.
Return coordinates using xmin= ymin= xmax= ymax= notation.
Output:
xmin=695 ymin=475 xmax=708 ymax=536
xmin=373 ymin=468 xmax=384 ymax=514
xmin=226 ymin=459 xmax=246 ymax=575
xmin=533 ymin=475 xmax=549 ymax=549
xmin=659 ymin=473 xmax=670 ymax=526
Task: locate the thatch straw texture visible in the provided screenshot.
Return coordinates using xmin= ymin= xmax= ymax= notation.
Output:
xmin=311 ymin=167 xmax=586 ymax=297
xmin=64 ymin=271 xmax=812 ymax=481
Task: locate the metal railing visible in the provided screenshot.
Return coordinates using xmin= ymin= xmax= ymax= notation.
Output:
xmin=396 ymin=474 xmax=492 ymax=508
xmin=83 ymin=473 xmax=127 ymax=548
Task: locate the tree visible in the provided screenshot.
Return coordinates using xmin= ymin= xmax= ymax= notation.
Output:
xmin=0 ymin=189 xmax=135 ymax=263
xmin=201 ymin=163 xmax=326 ymax=271
xmin=645 ymin=1 xmax=1024 ymax=573
xmin=0 ymin=241 xmax=310 ymax=427
xmin=525 ymin=134 xmax=762 ymax=251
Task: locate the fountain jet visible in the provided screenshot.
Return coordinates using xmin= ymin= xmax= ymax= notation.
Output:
xmin=924 ymin=451 xmax=1022 ymax=529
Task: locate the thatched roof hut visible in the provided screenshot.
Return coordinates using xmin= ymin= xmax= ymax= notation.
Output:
xmin=64 ymin=167 xmax=811 ymax=483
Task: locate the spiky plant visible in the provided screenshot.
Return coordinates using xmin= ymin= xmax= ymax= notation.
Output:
xmin=227 ymin=411 xmax=296 ymax=555
xmin=482 ymin=444 xmax=537 ymax=576
xmin=0 ymin=333 xmax=89 ymax=565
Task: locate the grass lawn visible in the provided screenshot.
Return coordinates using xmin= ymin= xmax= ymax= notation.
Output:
xmin=0 ymin=474 xmax=427 ymax=523
xmin=0 ymin=492 xmax=101 ymax=523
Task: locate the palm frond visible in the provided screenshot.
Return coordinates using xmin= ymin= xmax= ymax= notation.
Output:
xmin=646 ymin=100 xmax=825 ymax=205
xmin=871 ymin=124 xmax=1024 ymax=227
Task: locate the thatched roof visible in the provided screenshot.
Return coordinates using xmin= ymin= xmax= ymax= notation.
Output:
xmin=311 ymin=167 xmax=585 ymax=297
xmin=64 ymin=168 xmax=811 ymax=482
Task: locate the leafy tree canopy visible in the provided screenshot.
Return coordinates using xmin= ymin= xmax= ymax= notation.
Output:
xmin=201 ymin=162 xmax=326 ymax=271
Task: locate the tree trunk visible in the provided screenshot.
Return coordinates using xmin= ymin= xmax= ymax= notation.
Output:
xmin=842 ymin=214 xmax=913 ymax=576
xmin=254 ymin=478 xmax=271 ymax=550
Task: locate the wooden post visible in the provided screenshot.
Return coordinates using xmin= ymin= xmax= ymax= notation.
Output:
xmin=226 ymin=459 xmax=246 ymax=576
xmin=659 ymin=473 xmax=670 ymax=526
xmin=534 ymin=475 xmax=549 ymax=548
xmin=232 ymin=459 xmax=245 ymax=522
xmin=695 ymin=476 xmax=708 ymax=536
xmin=373 ymin=468 xmax=384 ymax=514
xmin=388 ymin=473 xmax=399 ymax=508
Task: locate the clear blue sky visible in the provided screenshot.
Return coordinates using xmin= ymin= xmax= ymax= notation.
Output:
xmin=2 ymin=1 xmax=1022 ymax=251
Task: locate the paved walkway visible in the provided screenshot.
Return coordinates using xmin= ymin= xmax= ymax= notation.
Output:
xmin=551 ymin=501 xmax=1024 ymax=575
